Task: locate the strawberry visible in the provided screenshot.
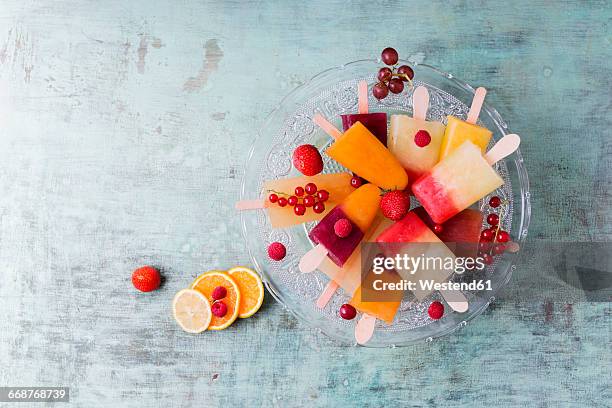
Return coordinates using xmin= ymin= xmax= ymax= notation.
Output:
xmin=380 ymin=190 xmax=410 ymax=221
xmin=292 ymin=145 xmax=323 ymax=176
xmin=132 ymin=266 xmax=161 ymax=292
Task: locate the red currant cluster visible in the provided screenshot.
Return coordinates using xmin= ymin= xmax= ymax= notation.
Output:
xmin=373 ymin=47 xmax=414 ymax=100
xmin=268 ymin=182 xmax=329 ymax=216
xmin=478 ymin=196 xmax=510 ymax=264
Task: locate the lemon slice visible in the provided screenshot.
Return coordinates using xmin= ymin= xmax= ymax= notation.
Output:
xmin=228 ymin=266 xmax=265 ymax=318
xmin=172 ymin=289 xmax=212 ymax=333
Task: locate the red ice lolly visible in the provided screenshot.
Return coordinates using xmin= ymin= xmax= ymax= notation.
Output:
xmin=412 ymin=207 xmax=483 ymax=258
xmin=305 ymin=184 xmax=381 ymax=268
xmin=340 ymin=81 xmax=387 ymax=145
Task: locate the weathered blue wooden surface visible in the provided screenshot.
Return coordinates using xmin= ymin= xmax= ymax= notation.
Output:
xmin=0 ymin=1 xmax=610 ymax=406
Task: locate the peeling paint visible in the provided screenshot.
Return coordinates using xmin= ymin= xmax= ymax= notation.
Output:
xmin=136 ymin=35 xmax=148 ymax=74
xmin=182 ymin=39 xmax=223 ymax=92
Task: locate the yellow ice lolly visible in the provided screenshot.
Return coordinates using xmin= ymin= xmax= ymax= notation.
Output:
xmin=235 ymin=173 xmax=353 ymax=228
xmin=439 ymin=87 xmax=492 ymax=159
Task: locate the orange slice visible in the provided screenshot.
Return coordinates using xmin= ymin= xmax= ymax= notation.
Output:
xmin=191 ymin=271 xmax=240 ymax=330
xmin=172 ymin=289 xmax=212 ymax=333
xmin=228 ymin=266 xmax=265 ymax=318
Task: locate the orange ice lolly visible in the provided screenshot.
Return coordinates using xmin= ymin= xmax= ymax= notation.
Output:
xmin=350 ymin=266 xmax=402 ymax=324
xmin=326 ymin=121 xmax=408 ymax=191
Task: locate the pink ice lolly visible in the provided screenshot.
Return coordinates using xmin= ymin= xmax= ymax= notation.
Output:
xmin=412 ymin=140 xmax=504 ymax=224
xmin=375 ymin=211 xmax=468 ymax=311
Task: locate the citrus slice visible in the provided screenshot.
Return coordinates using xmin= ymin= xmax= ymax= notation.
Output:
xmin=191 ymin=271 xmax=240 ymax=330
xmin=228 ymin=266 xmax=265 ymax=318
xmin=172 ymin=289 xmax=212 ymax=333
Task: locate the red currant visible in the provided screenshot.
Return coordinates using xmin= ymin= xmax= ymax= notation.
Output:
xmin=350 ymin=176 xmax=362 ymax=188
xmin=478 ymin=241 xmax=491 ymax=252
xmin=294 ymin=186 xmax=305 ymax=196
xmin=433 ymin=224 xmax=444 ymax=234
xmin=487 ymin=213 xmax=499 ymax=226
xmin=277 ymin=197 xmax=287 ymax=207
xmin=287 ymin=196 xmax=298 ymax=206
xmin=313 ymin=202 xmax=325 ymax=214
xmin=304 ymin=183 xmax=317 ymax=195
xmin=482 ymin=253 xmax=493 ymax=265
xmin=489 ymin=196 xmax=501 ymax=208
xmin=317 ymin=189 xmax=329 ymax=202
xmin=480 ymin=229 xmax=494 ymax=242
xmin=303 ymin=196 xmax=315 ymax=207
xmin=492 ymin=244 xmax=506 ymax=255
xmin=294 ymin=204 xmax=306 ymax=216
xmin=339 ymin=304 xmax=357 ymax=320
xmin=268 ymin=193 xmax=278 ymax=203
xmin=497 ymin=230 xmax=510 ymax=243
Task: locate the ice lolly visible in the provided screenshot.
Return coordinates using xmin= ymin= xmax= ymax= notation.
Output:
xmin=439 ymin=87 xmax=492 ymax=159
xmin=375 ymin=210 xmax=468 ymax=310
xmin=316 ymin=216 xmax=393 ymax=308
xmin=235 ymin=172 xmax=353 ymax=228
xmin=299 ymin=183 xmax=381 ymax=271
xmin=319 ymin=118 xmax=408 ymax=191
xmin=341 ymin=81 xmax=387 ymax=145
xmin=412 ymin=206 xmax=483 ymax=258
xmin=349 ymin=265 xmax=403 ymax=324
xmin=389 ymin=86 xmax=445 ymax=182
xmin=412 ymin=134 xmax=521 ymax=224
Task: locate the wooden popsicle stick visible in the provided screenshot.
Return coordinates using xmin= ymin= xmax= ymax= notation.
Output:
xmin=484 ymin=134 xmax=521 ymax=165
xmin=412 ymin=86 xmax=429 ymax=121
xmin=235 ymin=199 xmax=266 ymax=210
xmin=355 ymin=313 xmax=376 ymax=345
xmin=316 ymin=280 xmax=339 ymax=309
xmin=298 ymin=243 xmax=329 ymax=273
xmin=313 ymin=113 xmax=342 ymax=140
xmin=466 ymin=87 xmax=487 ymax=124
xmin=439 ymin=289 xmax=469 ymax=313
xmin=358 ymin=80 xmax=369 ymax=114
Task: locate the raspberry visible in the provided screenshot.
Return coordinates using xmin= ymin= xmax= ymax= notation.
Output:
xmin=131 ymin=266 xmax=161 ymax=292
xmin=334 ymin=218 xmax=353 ymax=238
xmin=292 ymin=145 xmax=323 ymax=176
xmin=414 ymin=130 xmax=431 ymax=147
xmin=267 ymin=242 xmax=286 ymax=261
xmin=428 ymin=301 xmax=444 ymax=320
xmin=211 ymin=301 xmax=228 ymax=317
xmin=211 ymin=286 xmax=227 ymax=300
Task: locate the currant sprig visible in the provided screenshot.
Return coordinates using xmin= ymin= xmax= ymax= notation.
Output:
xmin=478 ymin=195 xmax=511 ymax=263
xmin=267 ymin=183 xmax=329 ymax=216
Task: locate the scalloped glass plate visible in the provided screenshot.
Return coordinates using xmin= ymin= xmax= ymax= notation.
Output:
xmin=240 ymin=59 xmax=530 ymax=347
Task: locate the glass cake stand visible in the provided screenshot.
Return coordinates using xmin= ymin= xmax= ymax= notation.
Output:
xmin=240 ymin=59 xmax=531 ymax=347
